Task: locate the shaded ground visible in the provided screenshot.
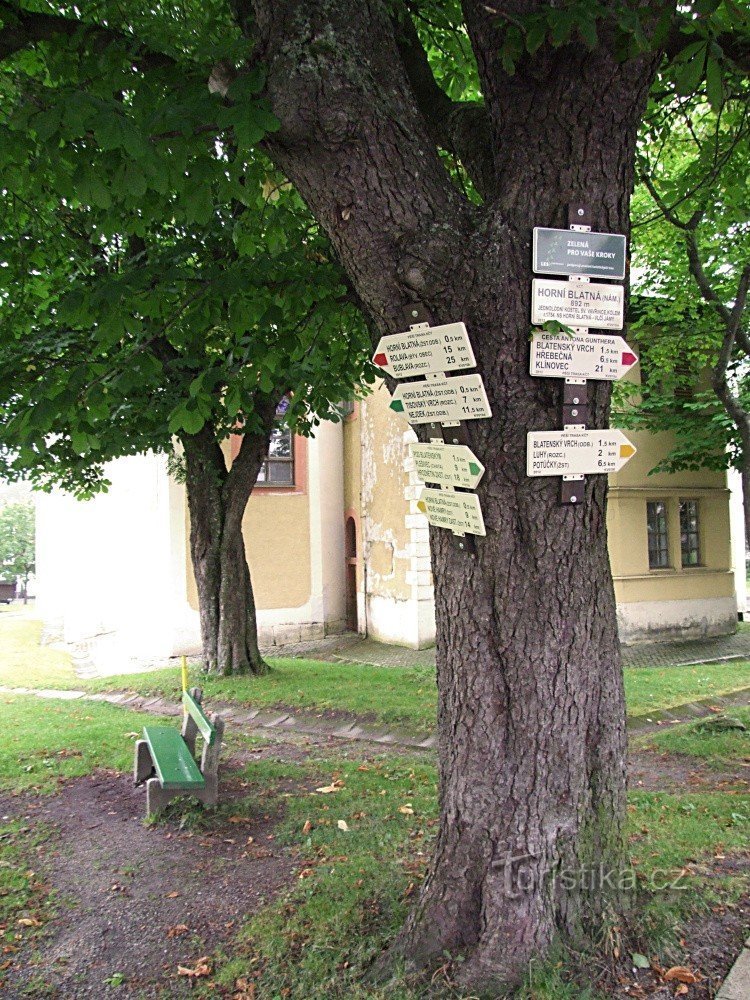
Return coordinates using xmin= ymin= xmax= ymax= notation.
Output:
xmin=1 ymin=729 xmax=748 ymax=998
xmin=610 ymin=885 xmax=750 ymax=998
xmin=1 ymin=747 xmax=314 ymax=999
xmin=629 ymin=749 xmax=750 ymax=793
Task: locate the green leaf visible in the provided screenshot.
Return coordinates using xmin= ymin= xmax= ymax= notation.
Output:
xmin=674 ymin=44 xmax=707 ymax=96
xmin=631 ymin=954 xmax=650 ymax=969
xmin=705 ymin=56 xmax=724 ymax=110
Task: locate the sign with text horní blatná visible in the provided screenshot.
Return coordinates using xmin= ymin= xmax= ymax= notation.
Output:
xmin=373 ymin=322 xmax=476 ymax=379
xmin=526 ymin=429 xmax=637 ymax=477
xmin=390 ymin=374 xmax=491 ymax=424
xmin=530 ymin=332 xmax=638 ymax=381
xmin=531 ymin=279 xmax=624 ymax=330
xmin=533 ymin=227 xmax=627 ymax=280
xmin=417 ymin=488 xmax=486 ymax=536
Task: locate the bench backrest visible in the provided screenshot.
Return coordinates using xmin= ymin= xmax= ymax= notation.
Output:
xmin=183 ymin=689 xmax=216 ymax=746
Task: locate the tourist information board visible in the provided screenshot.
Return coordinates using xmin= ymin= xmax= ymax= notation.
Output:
xmin=410 ymin=442 xmax=485 ymax=489
xmin=531 ymin=278 xmax=624 ymax=330
xmin=373 ymin=322 xmax=475 ymax=378
xmin=530 ymin=332 xmax=638 ymax=381
xmin=417 ymin=488 xmax=486 ymax=536
xmin=527 ymin=429 xmax=637 ymax=477
xmin=533 ymin=227 xmax=627 ymax=280
xmin=390 ymin=374 xmax=491 ymax=424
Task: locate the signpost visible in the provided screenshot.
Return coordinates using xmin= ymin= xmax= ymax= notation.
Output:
xmin=530 ymin=332 xmax=638 ymax=381
xmin=410 ymin=442 xmax=485 ymax=490
xmin=417 ymin=488 xmax=486 ymax=536
xmin=533 ymin=227 xmax=627 ymax=280
xmin=531 ymin=278 xmax=624 ymax=330
xmin=526 ymin=429 xmax=637 ymax=477
xmin=373 ymin=322 xmax=476 ymax=378
xmin=390 ymin=374 xmax=491 ymax=424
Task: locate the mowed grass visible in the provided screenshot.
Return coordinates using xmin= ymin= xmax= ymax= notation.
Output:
xmin=199 ymin=753 xmax=749 ymax=999
xmin=623 ymin=661 xmax=750 ymax=717
xmin=3 ymin=615 xmax=750 ymax=733
xmin=635 ymin=707 xmax=750 ymax=767
xmin=0 ymin=692 xmax=173 ymax=793
xmin=0 ymin=619 xmax=78 ymax=689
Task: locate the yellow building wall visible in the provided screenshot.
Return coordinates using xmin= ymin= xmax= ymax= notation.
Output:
xmin=186 ymin=438 xmax=312 ymax=612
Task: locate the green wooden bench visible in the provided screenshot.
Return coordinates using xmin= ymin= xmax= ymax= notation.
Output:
xmin=133 ymin=686 xmax=225 ymax=817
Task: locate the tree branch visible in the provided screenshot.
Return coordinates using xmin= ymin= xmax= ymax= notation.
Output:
xmin=0 ymin=0 xmax=175 ymax=69
xmin=391 ymin=6 xmax=494 ymax=199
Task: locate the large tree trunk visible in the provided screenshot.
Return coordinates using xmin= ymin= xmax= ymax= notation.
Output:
xmin=249 ymin=1 xmax=659 ymax=990
xmin=183 ymin=426 xmax=270 ymax=675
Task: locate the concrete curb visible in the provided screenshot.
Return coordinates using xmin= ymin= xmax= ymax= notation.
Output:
xmin=0 ymin=686 xmax=435 ymax=750
xmin=717 ymin=937 xmax=750 ymax=999
xmin=1 ymin=684 xmax=747 ymax=750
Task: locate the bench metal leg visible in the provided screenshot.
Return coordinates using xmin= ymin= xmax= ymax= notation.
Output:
xmin=134 ymin=740 xmax=153 ymax=786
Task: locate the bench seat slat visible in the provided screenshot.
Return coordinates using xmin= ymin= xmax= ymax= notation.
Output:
xmin=143 ymin=726 xmax=205 ymax=790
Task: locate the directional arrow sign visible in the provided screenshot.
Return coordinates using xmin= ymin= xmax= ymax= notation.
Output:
xmin=527 ymin=429 xmax=637 ymax=477
xmin=373 ymin=322 xmax=475 ymax=378
xmin=417 ymin=488 xmax=486 ymax=536
xmin=530 ymin=332 xmax=638 ymax=381
xmin=410 ymin=442 xmax=485 ymax=489
xmin=531 ymin=278 xmax=624 ymax=330
xmin=533 ymin=227 xmax=627 ymax=280
xmin=390 ymin=374 xmax=491 ymax=424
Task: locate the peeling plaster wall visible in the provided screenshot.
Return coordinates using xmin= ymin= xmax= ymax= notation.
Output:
xmin=359 ymin=382 xmax=435 ymax=648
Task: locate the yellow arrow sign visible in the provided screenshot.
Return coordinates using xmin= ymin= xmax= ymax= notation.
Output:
xmin=619 ymin=444 xmax=636 ymax=459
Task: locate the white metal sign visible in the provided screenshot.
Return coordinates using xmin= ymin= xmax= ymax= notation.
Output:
xmin=373 ymin=322 xmax=475 ymax=378
xmin=531 ymin=278 xmax=624 ymax=330
xmin=533 ymin=227 xmax=627 ymax=280
xmin=527 ymin=429 xmax=636 ymax=477
xmin=410 ymin=442 xmax=485 ymax=490
xmin=417 ymin=488 xmax=486 ymax=536
xmin=390 ymin=374 xmax=491 ymax=424
xmin=530 ymin=332 xmax=638 ymax=381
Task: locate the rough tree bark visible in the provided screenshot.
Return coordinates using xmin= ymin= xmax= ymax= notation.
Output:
xmin=182 ymin=423 xmax=272 ymax=675
xmin=245 ymin=0 xmax=660 ymax=990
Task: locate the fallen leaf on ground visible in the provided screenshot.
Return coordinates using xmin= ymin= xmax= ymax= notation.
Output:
xmin=399 ymin=805 xmax=415 ymax=815
xmin=337 ymin=820 xmax=349 ymax=832
xmin=316 ymin=781 xmax=344 ymax=794
xmin=167 ymin=924 xmax=189 ymax=938
xmin=302 ymin=820 xmax=312 ymax=834
xmin=166 ymin=891 xmax=180 ymax=898
xmin=663 ymin=966 xmax=699 ymax=984
xmin=17 ymin=918 xmax=41 ymax=927
xmin=177 ymin=956 xmax=211 ymax=978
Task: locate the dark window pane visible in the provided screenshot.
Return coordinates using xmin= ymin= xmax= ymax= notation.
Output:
xmin=679 ymin=500 xmax=700 ymax=567
xmin=256 ymin=428 xmax=295 ymax=487
xmin=647 ymin=500 xmax=670 ymax=569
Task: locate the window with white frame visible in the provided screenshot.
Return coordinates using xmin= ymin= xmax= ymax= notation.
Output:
xmin=679 ymin=499 xmax=701 ymax=567
xmin=647 ymin=500 xmax=670 ymax=569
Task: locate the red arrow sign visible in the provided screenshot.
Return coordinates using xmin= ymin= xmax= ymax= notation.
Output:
xmin=373 ymin=352 xmax=388 ymax=367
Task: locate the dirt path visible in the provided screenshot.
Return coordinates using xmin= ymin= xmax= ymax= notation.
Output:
xmin=628 ymin=749 xmax=750 ymax=793
xmin=1 ymin=752 xmax=312 ymax=999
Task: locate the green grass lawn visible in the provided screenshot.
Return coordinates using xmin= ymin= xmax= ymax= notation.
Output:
xmin=635 ymin=707 xmax=750 ymax=768
xmin=0 ymin=685 xmax=746 ymax=996
xmin=0 ymin=619 xmax=78 ymax=689
xmin=3 ymin=617 xmax=750 ymax=733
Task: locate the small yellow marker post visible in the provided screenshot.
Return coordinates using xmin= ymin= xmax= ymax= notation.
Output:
xmin=181 ymin=655 xmax=189 ymax=702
